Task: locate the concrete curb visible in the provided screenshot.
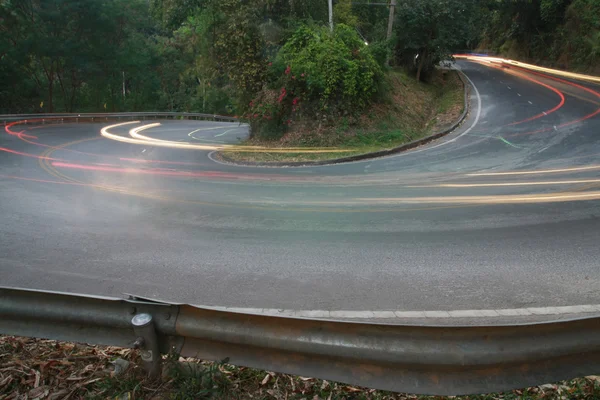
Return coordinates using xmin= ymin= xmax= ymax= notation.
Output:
xmin=216 ymin=70 xmax=471 ymax=167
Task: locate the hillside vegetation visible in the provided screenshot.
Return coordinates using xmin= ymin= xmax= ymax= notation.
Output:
xmin=1 ymin=0 xmax=597 ymax=144
xmin=222 ymin=68 xmax=463 ymax=162
xmin=479 ymin=0 xmax=600 ymax=73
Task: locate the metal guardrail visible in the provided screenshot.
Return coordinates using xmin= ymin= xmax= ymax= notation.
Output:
xmin=0 ymin=112 xmax=238 ymax=124
xmin=1 ymin=287 xmax=599 ymax=395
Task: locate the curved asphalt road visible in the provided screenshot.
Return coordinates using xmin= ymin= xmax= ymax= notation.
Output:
xmin=2 ymin=60 xmax=600 ymax=324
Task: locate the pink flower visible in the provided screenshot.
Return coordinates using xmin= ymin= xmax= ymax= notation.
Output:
xmin=278 ymin=87 xmax=287 ymax=103
xmin=268 ymin=62 xmax=272 ymax=66
xmin=292 ymin=98 xmax=298 ymax=105
xmin=301 ymin=73 xmax=305 ymax=77
xmin=286 ymin=119 xmax=292 ymax=125
xmin=249 ymin=101 xmax=254 ymax=107
xmin=253 ymin=114 xmax=258 ymax=118
xmin=292 ymin=76 xmax=295 ymax=80
xmin=284 ymin=66 xmax=291 ymax=75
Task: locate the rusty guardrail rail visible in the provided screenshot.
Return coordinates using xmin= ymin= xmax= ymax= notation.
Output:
xmin=0 ymin=112 xmax=238 ymax=124
xmin=2 ymin=287 xmax=600 ymax=395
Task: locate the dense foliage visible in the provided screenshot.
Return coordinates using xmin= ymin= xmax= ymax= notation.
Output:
xmin=394 ymin=0 xmax=482 ymax=81
xmin=0 ymin=0 xmax=162 ymax=113
xmin=479 ymin=0 xmax=600 ymax=71
xmin=245 ymin=24 xmax=384 ymax=138
xmin=1 ymin=0 xmax=598 ymax=127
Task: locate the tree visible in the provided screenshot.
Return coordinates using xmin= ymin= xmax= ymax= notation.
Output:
xmin=0 ymin=0 xmax=166 ymax=113
xmin=395 ymin=0 xmax=480 ymax=81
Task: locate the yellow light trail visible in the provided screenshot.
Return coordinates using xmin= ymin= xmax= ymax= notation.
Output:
xmin=356 ymin=191 xmax=600 ymax=205
xmin=466 ymin=165 xmax=600 ymax=177
xmin=454 ymin=55 xmax=600 ymax=84
xmin=409 ymin=179 xmax=600 ymax=188
xmin=100 ymin=121 xmax=348 ymax=153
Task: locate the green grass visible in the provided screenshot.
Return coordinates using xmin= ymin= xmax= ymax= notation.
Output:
xmin=436 ymin=77 xmax=464 ymax=116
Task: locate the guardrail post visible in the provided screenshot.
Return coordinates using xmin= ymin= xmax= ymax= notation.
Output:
xmin=131 ymin=313 xmax=161 ymax=379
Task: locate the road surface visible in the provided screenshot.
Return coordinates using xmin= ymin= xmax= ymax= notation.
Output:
xmin=2 ymin=61 xmax=600 ymax=324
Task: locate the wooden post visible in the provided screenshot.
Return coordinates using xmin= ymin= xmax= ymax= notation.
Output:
xmin=386 ymin=0 xmax=396 ymax=40
xmin=328 ymin=0 xmax=333 ymax=32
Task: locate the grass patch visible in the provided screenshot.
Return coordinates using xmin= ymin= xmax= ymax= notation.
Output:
xmin=2 ymin=335 xmax=600 ymax=399
xmin=222 ymin=68 xmax=464 ymax=163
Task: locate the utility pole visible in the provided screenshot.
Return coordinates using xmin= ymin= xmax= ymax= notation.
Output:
xmin=328 ymin=0 xmax=333 ymax=32
xmin=386 ymin=0 xmax=396 ymax=40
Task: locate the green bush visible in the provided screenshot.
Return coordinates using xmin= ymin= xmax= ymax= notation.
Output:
xmin=245 ymin=24 xmax=384 ymax=139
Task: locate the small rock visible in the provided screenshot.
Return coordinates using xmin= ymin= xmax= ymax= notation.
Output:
xmin=111 ymin=358 xmax=130 ymax=376
xmin=539 ymin=383 xmax=556 ymax=390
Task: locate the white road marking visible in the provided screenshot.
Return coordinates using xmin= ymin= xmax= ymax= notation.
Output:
xmin=507 ymin=86 xmax=511 ymax=89
xmin=517 ymin=93 xmax=522 ymax=97
xmin=215 ymin=128 xmax=236 ymax=137
xmin=187 ymin=125 xmax=232 ymax=137
xmin=543 ymin=111 xmax=547 ymax=115
xmin=202 ymin=304 xmax=600 ymax=319
xmin=538 ymin=144 xmax=551 ymax=153
xmin=528 ymin=101 xmax=533 ymax=104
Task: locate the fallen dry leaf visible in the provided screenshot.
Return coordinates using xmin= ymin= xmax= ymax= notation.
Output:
xmin=27 ymin=385 xmax=49 ymax=399
xmin=0 ymin=375 xmax=13 ymax=389
xmin=34 ymin=369 xmax=41 ymax=387
xmin=261 ymin=373 xmax=270 ymax=386
xmin=47 ymin=389 xmax=70 ymax=400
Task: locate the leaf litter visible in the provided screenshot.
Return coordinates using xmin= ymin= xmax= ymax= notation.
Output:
xmin=1 ymin=335 xmax=599 ymax=399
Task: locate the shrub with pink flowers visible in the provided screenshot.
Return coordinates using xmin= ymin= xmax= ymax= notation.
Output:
xmin=244 ymin=23 xmax=384 ymax=139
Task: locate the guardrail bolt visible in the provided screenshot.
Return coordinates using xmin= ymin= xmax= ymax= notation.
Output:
xmin=131 ymin=313 xmax=161 ymax=380
xmin=133 ymin=337 xmax=145 ymax=349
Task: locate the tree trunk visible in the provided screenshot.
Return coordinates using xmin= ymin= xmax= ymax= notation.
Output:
xmin=48 ymin=80 xmax=54 ymax=113
xmin=203 ymin=80 xmax=206 ymax=112
xmin=56 ymin=67 xmax=68 ymax=112
xmin=68 ymin=69 xmax=78 ymax=112
xmin=416 ymin=49 xmax=427 ymax=82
